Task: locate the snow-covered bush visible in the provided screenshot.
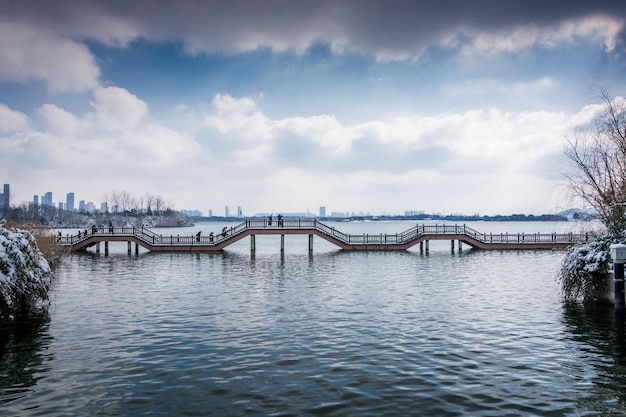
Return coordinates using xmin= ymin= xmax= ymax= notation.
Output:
xmin=558 ymin=231 xmax=624 ymax=301
xmin=0 ymin=221 xmax=53 ymax=320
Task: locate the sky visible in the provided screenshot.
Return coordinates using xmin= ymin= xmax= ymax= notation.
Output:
xmin=1 ymin=0 xmax=626 ymax=217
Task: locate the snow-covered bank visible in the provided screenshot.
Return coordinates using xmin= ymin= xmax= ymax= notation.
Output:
xmin=559 ymin=232 xmax=619 ymax=302
xmin=0 ymin=221 xmax=53 ymax=321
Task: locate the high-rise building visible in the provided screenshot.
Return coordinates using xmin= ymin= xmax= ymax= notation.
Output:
xmin=43 ymin=192 xmax=53 ymax=207
xmin=225 ymin=206 xmax=230 ymax=217
xmin=0 ymin=183 xmax=8 ymax=217
xmin=319 ymin=206 xmax=326 ymax=217
xmin=33 ymin=195 xmax=39 ymax=206
xmin=237 ymin=206 xmax=242 ymax=217
xmin=101 ymin=202 xmax=108 ymax=213
xmin=208 ymin=209 xmax=213 ymax=217
xmin=66 ymin=192 xmax=75 ymax=212
xmin=79 ymin=200 xmax=86 ymax=212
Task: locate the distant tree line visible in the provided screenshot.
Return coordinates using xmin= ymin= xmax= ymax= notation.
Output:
xmin=103 ymin=190 xmax=171 ymax=215
xmin=316 ymin=213 xmax=570 ymax=222
xmin=2 ymin=189 xmax=175 ymax=225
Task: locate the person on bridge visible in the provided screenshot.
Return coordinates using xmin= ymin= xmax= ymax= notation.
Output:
xmin=268 ymin=214 xmax=273 ymax=226
xmin=109 ymin=222 xmax=113 ymax=233
xmin=209 ymin=232 xmax=214 ymax=242
xmin=278 ymin=213 xmax=283 ymax=227
xmin=196 ymin=231 xmax=201 ymax=242
xmin=222 ymin=226 xmax=228 ymax=237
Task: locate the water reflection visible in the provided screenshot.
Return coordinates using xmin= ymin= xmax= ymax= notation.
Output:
xmin=562 ymin=302 xmax=626 ymax=414
xmin=0 ymin=314 xmax=51 ymax=404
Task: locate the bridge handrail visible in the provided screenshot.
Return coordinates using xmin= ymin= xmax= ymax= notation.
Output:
xmin=56 ymin=220 xmax=595 ymax=249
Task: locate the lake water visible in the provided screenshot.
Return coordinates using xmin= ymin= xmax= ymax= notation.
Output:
xmin=2 ymin=220 xmax=626 ymax=416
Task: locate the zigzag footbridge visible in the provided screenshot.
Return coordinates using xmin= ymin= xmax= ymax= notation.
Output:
xmin=57 ymin=220 xmax=593 ymax=255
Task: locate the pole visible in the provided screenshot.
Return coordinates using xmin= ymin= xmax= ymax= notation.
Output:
xmin=610 ymin=244 xmax=626 ymax=313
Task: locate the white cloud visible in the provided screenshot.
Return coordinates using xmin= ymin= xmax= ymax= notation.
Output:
xmin=89 ymin=86 xmax=149 ymax=131
xmin=465 ymin=15 xmax=624 ymax=55
xmin=0 ymin=22 xmax=100 ymax=92
xmin=200 ymin=95 xmax=571 ymax=182
xmin=0 ymin=104 xmax=30 ymax=134
xmin=0 ymin=91 xmax=607 ymax=215
xmin=37 ymin=104 xmax=79 ymax=136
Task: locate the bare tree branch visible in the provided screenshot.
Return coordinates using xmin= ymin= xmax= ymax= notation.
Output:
xmin=565 ymin=89 xmax=626 ymax=232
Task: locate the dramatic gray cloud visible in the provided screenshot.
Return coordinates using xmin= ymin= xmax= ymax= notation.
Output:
xmin=2 ymin=0 xmax=625 ymax=59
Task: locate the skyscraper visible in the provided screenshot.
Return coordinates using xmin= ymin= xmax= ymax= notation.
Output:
xmin=319 ymin=206 xmax=326 ymax=217
xmin=43 ymin=192 xmax=53 ymax=207
xmin=225 ymin=206 xmax=230 ymax=217
xmin=66 ymin=192 xmax=75 ymax=212
xmin=0 ymin=184 xmax=8 ymax=217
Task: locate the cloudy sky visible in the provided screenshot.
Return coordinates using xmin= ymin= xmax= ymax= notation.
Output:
xmin=1 ymin=0 xmax=626 ymax=216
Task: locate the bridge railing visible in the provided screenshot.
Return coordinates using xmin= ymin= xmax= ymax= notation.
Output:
xmin=56 ymin=220 xmax=595 ymax=249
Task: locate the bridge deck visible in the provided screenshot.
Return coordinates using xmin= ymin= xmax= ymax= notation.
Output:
xmin=57 ymin=220 xmax=593 ymax=253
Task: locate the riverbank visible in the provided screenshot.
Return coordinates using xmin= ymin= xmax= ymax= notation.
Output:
xmin=0 ymin=222 xmax=53 ymax=321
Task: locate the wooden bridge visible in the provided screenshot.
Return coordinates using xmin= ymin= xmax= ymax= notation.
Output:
xmin=57 ymin=220 xmax=593 ymax=254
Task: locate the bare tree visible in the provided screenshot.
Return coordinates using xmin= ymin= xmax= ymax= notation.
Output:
xmin=565 ymin=89 xmax=626 ymax=233
xmin=144 ymin=193 xmax=155 ymax=215
xmin=154 ymin=195 xmax=164 ymax=214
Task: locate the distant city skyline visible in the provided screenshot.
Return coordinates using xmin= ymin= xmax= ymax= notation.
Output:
xmin=2 ymin=182 xmax=522 ymax=218
xmin=2 ymin=2 xmax=626 ymax=215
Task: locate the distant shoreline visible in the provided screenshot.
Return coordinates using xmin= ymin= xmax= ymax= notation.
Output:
xmin=192 ymin=213 xmax=593 ymax=223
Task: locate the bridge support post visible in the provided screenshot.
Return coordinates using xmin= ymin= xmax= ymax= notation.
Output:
xmin=611 ymin=244 xmax=626 ymax=313
xmin=425 ymin=240 xmax=429 ymax=254
xmin=281 ymin=235 xmax=285 ymax=254
xmin=105 ymin=241 xmax=109 ymax=255
xmin=135 ymin=243 xmax=139 ymax=255
xmin=127 ymin=241 xmax=132 ymax=255
xmin=96 ymin=242 xmax=100 ymax=253
xmin=458 ymin=241 xmax=463 ymax=253
xmin=309 ymin=234 xmax=313 ymax=254
xmin=451 ymin=240 xmax=454 ymax=252
xmin=250 ymin=235 xmax=256 ymax=254
xmin=420 ymin=241 xmax=423 ymax=254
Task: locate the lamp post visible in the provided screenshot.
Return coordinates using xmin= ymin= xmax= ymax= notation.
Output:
xmin=610 ymin=244 xmax=626 ymax=312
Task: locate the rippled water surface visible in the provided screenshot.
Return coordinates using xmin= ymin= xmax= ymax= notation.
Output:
xmin=2 ymin=221 xmax=626 ymax=416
